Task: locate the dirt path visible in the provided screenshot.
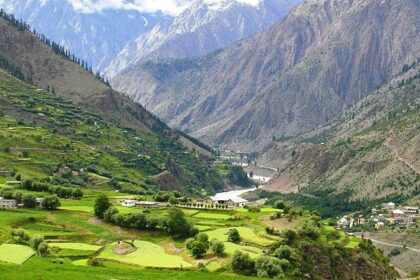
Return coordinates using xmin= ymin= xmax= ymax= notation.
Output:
xmin=384 ymin=140 xmax=419 ymax=175
xmin=353 ymin=233 xmax=420 ymax=253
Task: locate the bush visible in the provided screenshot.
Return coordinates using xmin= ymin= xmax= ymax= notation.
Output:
xmin=11 ymin=228 xmax=30 ymax=243
xmin=389 ymin=248 xmax=401 ymax=257
xmin=38 ymin=242 xmax=49 ymax=257
xmin=189 ymin=241 xmax=208 ymax=259
xmin=255 ymin=256 xmax=284 ymax=279
xmin=94 ymin=194 xmax=111 ymax=218
xmin=227 ymin=228 xmax=241 ymax=243
xmin=31 ymin=234 xmax=44 ymax=250
xmin=211 ymin=239 xmax=225 ymax=257
xmin=41 ymin=195 xmax=61 ymax=210
xmin=274 ymin=200 xmax=286 ymax=209
xmin=274 ymin=245 xmax=292 ymax=260
xmin=231 ymin=251 xmax=255 ymax=275
xmin=22 ymin=194 xmax=37 ymax=208
xmin=88 ymin=258 xmax=103 ymax=267
xmin=297 ymin=219 xmax=320 ymax=240
xmin=103 ymin=206 xmax=119 ymax=222
xmin=283 ymin=229 xmax=297 ymax=245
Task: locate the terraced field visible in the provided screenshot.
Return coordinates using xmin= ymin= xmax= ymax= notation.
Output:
xmin=0 ymin=244 xmax=35 ymax=264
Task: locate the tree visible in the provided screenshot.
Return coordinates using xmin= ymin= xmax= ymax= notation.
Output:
xmin=274 ymin=200 xmax=286 ymax=210
xmin=169 ymin=196 xmax=178 ymax=205
xmin=195 ymin=233 xmax=209 ymax=245
xmin=297 ymin=219 xmax=320 ymax=240
xmin=211 ymin=239 xmax=225 ymax=257
xmin=37 ymin=242 xmax=49 ymax=257
xmin=164 ymin=208 xmax=193 ymax=237
xmin=103 ymin=206 xmax=119 ymax=222
xmin=255 ymin=256 xmax=284 ymax=279
xmin=189 ymin=240 xmax=207 ymax=259
xmin=31 ymin=234 xmax=44 ymax=250
xmin=72 ymin=188 xmax=83 ymax=200
xmin=283 ymin=229 xmax=297 ymax=245
xmin=22 ymin=194 xmax=36 ymax=208
xmin=94 ymin=194 xmax=111 ymax=218
xmin=274 ymin=245 xmax=292 ymax=260
xmin=41 ymin=195 xmax=60 ymax=210
xmin=11 ymin=228 xmax=30 ymax=243
xmin=227 ymin=228 xmax=241 ymax=243
xmin=231 ymin=251 xmax=255 ymax=275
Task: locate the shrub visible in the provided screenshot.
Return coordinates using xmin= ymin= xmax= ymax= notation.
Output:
xmin=31 ymin=234 xmax=44 ymax=250
xmin=88 ymin=258 xmax=103 ymax=267
xmin=297 ymin=219 xmax=320 ymax=240
xmin=283 ymin=229 xmax=297 ymax=245
xmin=94 ymin=194 xmax=111 ymax=218
xmin=231 ymin=251 xmax=255 ymax=275
xmin=41 ymin=195 xmax=61 ymax=210
xmin=103 ymin=206 xmax=119 ymax=222
xmin=274 ymin=245 xmax=292 ymax=260
xmin=255 ymin=256 xmax=284 ymax=279
xmin=189 ymin=241 xmax=208 ymax=259
xmin=38 ymin=242 xmax=49 ymax=257
xmin=22 ymin=194 xmax=36 ymax=208
xmin=227 ymin=228 xmax=241 ymax=243
xmin=274 ymin=200 xmax=286 ymax=209
xmin=11 ymin=228 xmax=30 ymax=243
xmin=211 ymin=239 xmax=225 ymax=257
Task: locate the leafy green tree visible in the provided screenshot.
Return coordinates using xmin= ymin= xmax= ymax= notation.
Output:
xmin=22 ymin=194 xmax=36 ymax=208
xmin=189 ymin=241 xmax=208 ymax=259
xmin=231 ymin=251 xmax=255 ymax=275
xmin=297 ymin=219 xmax=320 ymax=240
xmin=255 ymin=256 xmax=284 ymax=278
xmin=11 ymin=228 xmax=30 ymax=243
xmin=164 ymin=208 xmax=193 ymax=237
xmin=103 ymin=206 xmax=119 ymax=222
xmin=227 ymin=228 xmax=241 ymax=243
xmin=37 ymin=242 xmax=49 ymax=257
xmin=72 ymin=188 xmax=83 ymax=200
xmin=94 ymin=194 xmax=111 ymax=218
xmin=274 ymin=245 xmax=292 ymax=260
xmin=31 ymin=234 xmax=44 ymax=250
xmin=13 ymin=191 xmax=23 ymax=204
xmin=169 ymin=196 xmax=178 ymax=205
xmin=283 ymin=229 xmax=297 ymax=245
xmin=211 ymin=239 xmax=225 ymax=257
xmin=274 ymin=200 xmax=286 ymax=209
xmin=41 ymin=195 xmax=60 ymax=210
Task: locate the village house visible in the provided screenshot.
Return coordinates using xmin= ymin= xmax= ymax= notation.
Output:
xmin=118 ymin=199 xmax=161 ymax=208
xmin=402 ymin=206 xmax=419 ymax=215
xmin=336 ymin=216 xmax=350 ymax=229
xmin=391 ymin=209 xmax=407 ymax=224
xmin=0 ymin=197 xmax=17 ymax=208
xmin=383 ymin=202 xmax=395 ymax=210
xmin=375 ymin=222 xmax=384 ymax=230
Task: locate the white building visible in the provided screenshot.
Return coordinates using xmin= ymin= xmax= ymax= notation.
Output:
xmin=0 ymin=197 xmax=17 ymax=208
xmin=119 ymin=199 xmax=137 ymax=207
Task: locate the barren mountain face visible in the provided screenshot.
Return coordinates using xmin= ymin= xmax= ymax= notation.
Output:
xmin=112 ymin=0 xmax=420 ymax=151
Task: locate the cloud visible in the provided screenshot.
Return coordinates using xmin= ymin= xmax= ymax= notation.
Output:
xmin=69 ymin=0 xmax=190 ymax=16
xmin=68 ymin=0 xmax=262 ymax=16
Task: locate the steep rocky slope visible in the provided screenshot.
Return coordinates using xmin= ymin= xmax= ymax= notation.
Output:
xmin=263 ymin=64 xmax=420 ymax=205
xmin=105 ymin=0 xmax=301 ymax=78
xmin=112 ymin=0 xmax=420 ymax=150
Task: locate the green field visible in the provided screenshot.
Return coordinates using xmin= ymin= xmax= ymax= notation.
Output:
xmin=193 ymin=212 xmax=232 ymax=220
xmin=223 ymin=242 xmax=262 ymax=258
xmin=0 ymin=244 xmax=35 ymax=265
xmin=48 ymin=243 xmax=101 ymax=251
xmin=98 ymin=240 xmax=192 ymax=268
xmin=206 ymin=227 xmax=276 ymax=246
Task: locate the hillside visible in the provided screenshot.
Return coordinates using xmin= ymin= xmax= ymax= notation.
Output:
xmin=0 ymin=13 xmax=239 ymax=195
xmin=262 ymin=63 xmax=420 ymax=212
xmin=0 ymin=0 xmax=169 ymax=71
xmin=112 ymin=0 xmax=420 ymax=150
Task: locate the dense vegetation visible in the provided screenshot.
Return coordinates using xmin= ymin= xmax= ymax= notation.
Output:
xmin=0 ymin=71 xmax=231 ymax=195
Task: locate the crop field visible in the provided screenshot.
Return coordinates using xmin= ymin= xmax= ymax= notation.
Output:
xmin=0 ymin=244 xmax=35 ymax=265
xmin=206 ymin=227 xmax=276 ymax=246
xmin=193 ymin=212 xmax=232 ymax=220
xmin=223 ymin=242 xmax=262 ymax=258
xmin=98 ymin=240 xmax=192 ymax=268
xmin=48 ymin=243 xmax=101 ymax=251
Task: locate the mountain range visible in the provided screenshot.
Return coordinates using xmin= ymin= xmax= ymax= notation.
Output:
xmin=111 ymin=0 xmax=420 ymax=151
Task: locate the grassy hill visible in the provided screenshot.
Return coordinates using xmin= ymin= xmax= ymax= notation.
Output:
xmin=261 ymin=64 xmax=420 ymax=214
xmin=0 ymin=69 xmax=226 ymax=195
xmin=0 ymin=11 xmax=249 ymax=194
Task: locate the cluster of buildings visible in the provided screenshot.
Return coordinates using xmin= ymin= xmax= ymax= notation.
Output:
xmin=0 ymin=197 xmax=43 ymax=209
xmin=118 ymin=199 xmax=161 ymax=208
xmin=336 ymin=201 xmax=419 ymax=230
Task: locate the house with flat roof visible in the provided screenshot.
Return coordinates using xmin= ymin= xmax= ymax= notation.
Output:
xmin=0 ymin=197 xmax=17 ymax=208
